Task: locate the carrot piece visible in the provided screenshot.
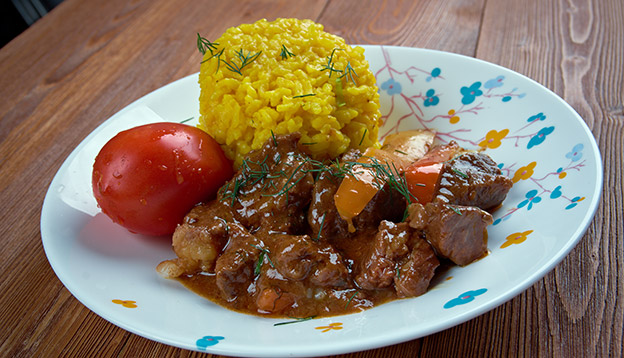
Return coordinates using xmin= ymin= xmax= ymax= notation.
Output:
xmin=256 ymin=287 xmax=294 ymax=313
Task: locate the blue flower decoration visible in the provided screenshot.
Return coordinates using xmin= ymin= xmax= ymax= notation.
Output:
xmin=380 ymin=78 xmax=402 ymax=95
xmin=493 ymin=215 xmax=511 ymax=226
xmin=423 ymin=89 xmax=439 ymax=107
xmin=527 ymin=126 xmax=555 ymax=149
xmin=196 ymin=336 xmax=224 ymax=350
xmin=426 ymin=67 xmax=442 ymax=82
xmin=527 ymin=112 xmax=547 ymax=123
xmin=484 ymin=75 xmax=505 ymax=89
xmin=550 ymin=185 xmax=563 ymax=199
xmin=565 ymin=196 xmax=584 ymax=210
xmin=517 ymin=189 xmax=542 ymax=210
xmin=444 ymin=288 xmax=487 ymax=309
xmin=565 ymin=143 xmax=584 ymax=162
xmin=460 ymin=82 xmax=483 ymax=105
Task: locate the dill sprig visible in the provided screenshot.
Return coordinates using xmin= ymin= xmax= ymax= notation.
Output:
xmin=452 ymin=168 xmax=469 ymax=179
xmin=293 ymin=93 xmax=316 ymax=98
xmin=345 ymin=291 xmax=358 ymax=309
xmin=274 ymin=316 xmax=316 ymax=326
xmin=340 ymin=61 xmax=358 ymax=85
xmin=280 ymin=44 xmax=295 ymax=59
xmin=447 ymin=205 xmax=463 ymax=216
xmin=200 ymin=47 xmax=225 ymax=75
xmin=359 ymin=129 xmax=367 ymax=146
xmin=221 ymin=48 xmax=262 ymax=75
xmin=251 ymin=244 xmax=274 ymax=276
xmin=315 ymin=213 xmax=326 ymax=241
xmin=196 ymin=33 xmax=218 ymax=55
xmin=320 ymin=48 xmax=344 ymax=78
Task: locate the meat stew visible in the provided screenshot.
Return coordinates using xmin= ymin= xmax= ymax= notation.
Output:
xmin=156 ymin=132 xmax=513 ymax=318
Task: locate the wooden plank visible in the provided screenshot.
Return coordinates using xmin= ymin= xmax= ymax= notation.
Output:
xmin=318 ymin=0 xmax=486 ymax=55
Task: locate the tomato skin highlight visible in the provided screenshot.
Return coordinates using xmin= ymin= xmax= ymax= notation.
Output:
xmin=92 ymin=123 xmax=233 ymax=236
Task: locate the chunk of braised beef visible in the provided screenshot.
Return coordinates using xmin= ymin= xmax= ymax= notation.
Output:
xmin=408 ymin=201 xmax=493 ymax=266
xmin=217 ymin=133 xmax=314 ymax=234
xmin=214 ymin=222 xmax=261 ymax=301
xmin=270 ymin=233 xmax=349 ymax=287
xmin=355 ymin=221 xmax=411 ymax=290
xmin=307 ymin=168 xmax=351 ymax=242
xmin=394 ymin=236 xmax=439 ymax=297
xmin=355 ymin=220 xmax=410 ymax=290
xmin=436 ymin=152 xmax=513 ymax=210
xmin=355 ymin=220 xmax=439 ymax=297
xmin=353 ymin=182 xmax=407 ymax=230
xmin=156 ymin=201 xmax=234 ymax=278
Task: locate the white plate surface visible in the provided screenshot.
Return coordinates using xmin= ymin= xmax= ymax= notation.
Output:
xmin=41 ymin=45 xmax=602 ymax=357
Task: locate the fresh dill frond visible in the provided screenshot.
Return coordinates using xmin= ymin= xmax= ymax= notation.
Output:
xmin=222 ymin=48 xmax=262 ymax=75
xmin=345 ymin=291 xmax=358 ymax=309
xmin=340 ymin=61 xmax=358 ymax=85
xmin=293 ymin=93 xmax=316 ymax=98
xmin=320 ymin=48 xmax=344 ymax=78
xmin=273 ymin=316 xmax=316 ymax=326
xmin=196 ymin=33 xmax=218 ymax=55
xmin=280 ymin=44 xmax=295 ymax=59
xmin=452 ymin=168 xmax=469 ymax=179
xmin=359 ymin=129 xmax=367 ymax=146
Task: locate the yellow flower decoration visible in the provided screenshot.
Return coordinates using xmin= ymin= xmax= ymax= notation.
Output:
xmin=112 ymin=299 xmax=137 ymax=308
xmin=558 ymin=171 xmax=567 ymax=179
xmin=479 ymin=129 xmax=509 ymax=149
xmin=512 ymin=161 xmax=537 ymax=183
xmin=448 ymin=109 xmax=460 ymax=124
xmin=315 ymin=322 xmax=343 ymax=332
xmin=501 ymin=230 xmax=534 ymax=249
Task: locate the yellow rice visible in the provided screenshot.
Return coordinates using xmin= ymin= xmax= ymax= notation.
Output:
xmin=198 ymin=18 xmax=382 ymax=167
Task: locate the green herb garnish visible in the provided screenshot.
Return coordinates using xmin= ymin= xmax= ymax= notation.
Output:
xmin=452 ymin=168 xmax=469 ymax=179
xmin=280 ymin=44 xmax=295 ymax=59
xmin=315 ymin=213 xmax=326 ymax=241
xmin=293 ymin=93 xmax=316 ymax=98
xmin=345 ymin=291 xmax=358 ymax=309
xmin=340 ymin=61 xmax=358 ymax=85
xmin=221 ymin=48 xmax=262 ymax=75
xmin=448 ymin=205 xmax=463 ymax=216
xmin=196 ymin=33 xmax=218 ymax=55
xmin=251 ymin=244 xmax=274 ymax=275
xmin=320 ymin=48 xmax=344 ymax=78
xmin=180 ymin=116 xmax=194 ymax=124
xmin=274 ymin=316 xmax=316 ymax=326
xmin=359 ymin=129 xmax=367 ymax=146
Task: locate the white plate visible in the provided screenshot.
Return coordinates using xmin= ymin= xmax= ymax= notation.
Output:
xmin=41 ymin=45 xmax=602 ymax=357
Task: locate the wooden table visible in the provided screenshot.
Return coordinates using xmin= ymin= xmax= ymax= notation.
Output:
xmin=1 ymin=0 xmax=621 ymax=356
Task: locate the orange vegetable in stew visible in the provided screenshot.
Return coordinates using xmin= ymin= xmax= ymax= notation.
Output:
xmin=334 ymin=130 xmax=436 ymax=228
xmin=405 ymin=142 xmax=461 ymax=204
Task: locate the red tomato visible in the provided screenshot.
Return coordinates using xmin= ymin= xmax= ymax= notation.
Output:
xmin=92 ymin=122 xmax=233 ymax=236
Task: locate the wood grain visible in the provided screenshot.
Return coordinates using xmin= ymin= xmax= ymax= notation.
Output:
xmin=0 ymin=0 xmax=621 ymax=356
